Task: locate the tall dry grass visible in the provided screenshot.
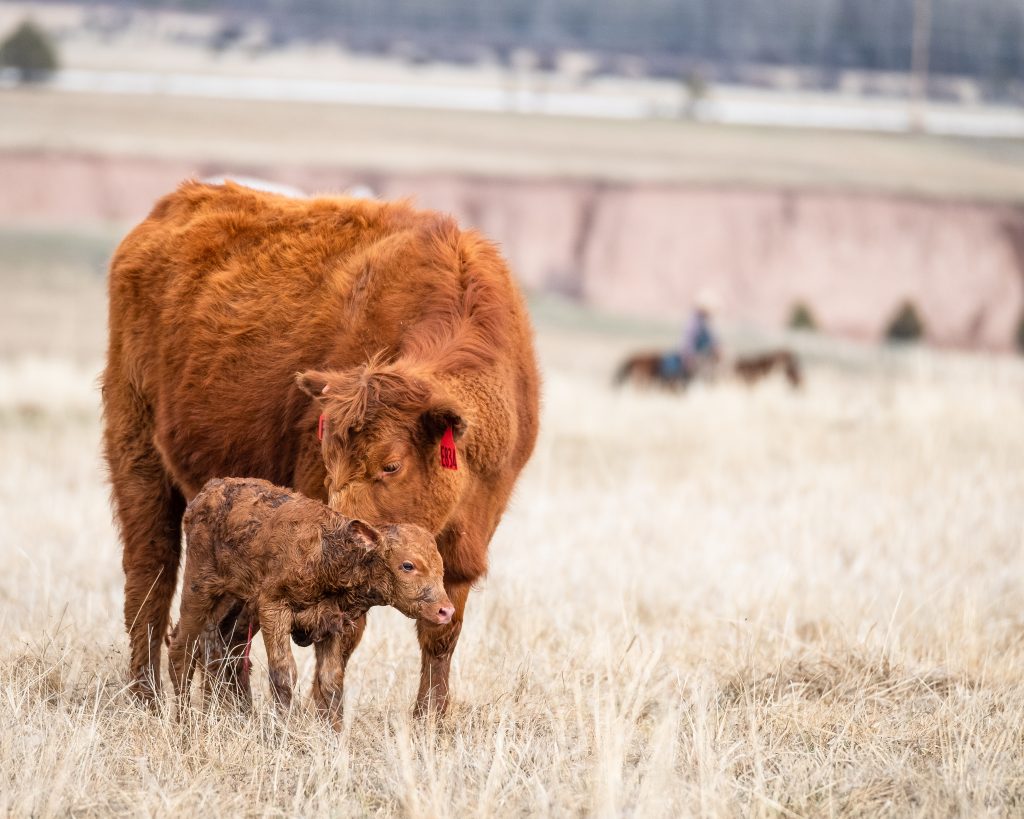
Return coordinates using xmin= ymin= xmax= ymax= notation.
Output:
xmin=1 ymin=346 xmax=1022 ymax=817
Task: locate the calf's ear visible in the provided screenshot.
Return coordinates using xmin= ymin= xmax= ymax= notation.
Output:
xmin=343 ymin=519 xmax=380 ymax=551
xmin=420 ymin=402 xmax=467 ymax=443
xmin=296 ymin=370 xmax=332 ymax=400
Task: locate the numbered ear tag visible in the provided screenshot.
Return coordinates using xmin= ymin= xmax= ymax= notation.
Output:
xmin=317 ymin=413 xmax=326 ymax=441
xmin=440 ymin=426 xmax=458 ymax=470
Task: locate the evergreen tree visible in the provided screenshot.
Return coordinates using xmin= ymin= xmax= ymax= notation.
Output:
xmin=788 ymin=302 xmax=818 ymax=332
xmin=886 ymin=301 xmax=926 ymax=343
xmin=0 ymin=20 xmax=59 ymax=83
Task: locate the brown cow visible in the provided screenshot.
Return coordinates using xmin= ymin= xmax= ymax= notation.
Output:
xmin=169 ymin=477 xmax=453 ymax=721
xmin=103 ymin=181 xmax=540 ymax=721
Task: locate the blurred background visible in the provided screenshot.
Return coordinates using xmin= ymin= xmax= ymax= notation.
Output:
xmin=3 ymin=0 xmax=1024 ymax=367
xmin=3 ymin=5 xmax=1024 ymax=813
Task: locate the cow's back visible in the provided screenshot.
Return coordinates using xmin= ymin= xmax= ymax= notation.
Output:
xmin=106 ymin=181 xmax=537 ymax=500
xmin=108 ymin=181 xmax=403 ymax=401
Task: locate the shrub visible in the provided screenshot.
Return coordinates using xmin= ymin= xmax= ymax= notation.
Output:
xmin=886 ymin=300 xmax=925 ymax=343
xmin=788 ymin=302 xmax=818 ymax=331
xmin=0 ymin=20 xmax=59 ymax=83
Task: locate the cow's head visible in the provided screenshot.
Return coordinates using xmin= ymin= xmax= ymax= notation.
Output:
xmin=296 ymin=359 xmax=467 ymax=534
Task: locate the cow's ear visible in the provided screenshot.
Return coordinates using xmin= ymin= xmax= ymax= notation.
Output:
xmin=296 ymin=370 xmax=332 ymax=400
xmin=420 ymin=402 xmax=467 ymax=443
xmin=343 ymin=519 xmax=380 ymax=551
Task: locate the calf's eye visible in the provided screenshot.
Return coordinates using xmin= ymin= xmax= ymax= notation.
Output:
xmin=382 ymin=462 xmax=401 ymax=475
xmin=401 ymin=561 xmax=415 ymax=572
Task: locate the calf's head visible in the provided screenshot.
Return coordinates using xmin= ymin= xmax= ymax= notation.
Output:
xmin=297 ymin=359 xmax=467 ymax=535
xmin=342 ymin=519 xmax=454 ymax=624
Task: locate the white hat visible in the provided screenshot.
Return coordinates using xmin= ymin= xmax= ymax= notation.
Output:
xmin=694 ymin=287 xmax=720 ymax=313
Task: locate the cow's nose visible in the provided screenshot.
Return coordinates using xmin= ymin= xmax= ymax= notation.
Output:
xmin=437 ymin=606 xmax=454 ymax=623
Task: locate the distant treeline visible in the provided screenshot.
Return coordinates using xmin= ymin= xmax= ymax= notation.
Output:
xmin=78 ymin=0 xmax=1024 ymax=89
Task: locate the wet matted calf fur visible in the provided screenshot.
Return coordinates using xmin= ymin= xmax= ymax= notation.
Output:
xmin=169 ymin=477 xmax=453 ymax=722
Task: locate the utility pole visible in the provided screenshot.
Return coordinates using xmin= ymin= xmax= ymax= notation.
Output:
xmin=910 ymin=0 xmax=932 ymax=132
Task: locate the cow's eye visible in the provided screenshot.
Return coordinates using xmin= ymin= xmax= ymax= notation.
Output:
xmin=382 ymin=462 xmax=401 ymax=475
xmin=401 ymin=561 xmax=415 ymax=572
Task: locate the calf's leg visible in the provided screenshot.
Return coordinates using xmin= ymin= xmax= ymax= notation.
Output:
xmin=258 ymin=603 xmax=297 ymax=714
xmin=201 ymin=600 xmax=253 ymax=709
xmin=167 ymin=599 xmax=214 ymax=719
xmin=311 ymin=613 xmax=366 ymax=730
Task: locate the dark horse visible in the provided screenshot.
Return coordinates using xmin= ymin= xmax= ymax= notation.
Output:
xmin=734 ymin=349 xmax=802 ymax=389
xmin=613 ymin=351 xmax=693 ymax=391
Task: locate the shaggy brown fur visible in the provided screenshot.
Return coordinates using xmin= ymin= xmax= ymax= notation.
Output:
xmin=103 ymin=181 xmax=540 ymax=720
xmin=734 ymin=349 xmax=803 ymax=389
xmin=168 ymin=478 xmax=453 ymax=721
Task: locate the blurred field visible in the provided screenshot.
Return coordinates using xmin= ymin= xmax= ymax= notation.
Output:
xmin=7 ymin=88 xmax=1024 ymax=200
xmin=1 ymin=246 xmax=1023 ymax=816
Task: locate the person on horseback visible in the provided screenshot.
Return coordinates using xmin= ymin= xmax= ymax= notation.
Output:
xmin=662 ymin=291 xmax=720 ymax=383
xmin=683 ymin=298 xmax=720 ymax=368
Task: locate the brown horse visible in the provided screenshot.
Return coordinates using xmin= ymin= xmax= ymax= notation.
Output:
xmin=734 ymin=349 xmax=802 ymax=389
xmin=613 ymin=351 xmax=692 ymax=391
xmin=615 ymin=348 xmax=801 ymax=392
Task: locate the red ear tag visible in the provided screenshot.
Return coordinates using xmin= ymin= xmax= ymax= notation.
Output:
xmin=317 ymin=413 xmax=326 ymax=441
xmin=440 ymin=426 xmax=458 ymax=470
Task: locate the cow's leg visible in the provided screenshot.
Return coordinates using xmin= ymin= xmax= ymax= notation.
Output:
xmin=415 ymin=580 xmax=470 ymax=718
xmin=104 ymin=385 xmax=185 ymax=705
xmin=118 ymin=470 xmax=184 ymax=703
xmin=311 ymin=614 xmax=367 ymax=731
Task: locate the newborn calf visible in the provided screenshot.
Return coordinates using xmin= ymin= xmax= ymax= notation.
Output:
xmin=168 ymin=477 xmax=454 ymax=718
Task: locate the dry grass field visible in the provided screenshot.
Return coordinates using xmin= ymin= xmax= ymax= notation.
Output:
xmin=1 ymin=266 xmax=1023 ymax=815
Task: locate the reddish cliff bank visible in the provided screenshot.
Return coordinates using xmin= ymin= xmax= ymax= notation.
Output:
xmin=4 ymin=151 xmax=1023 ymax=349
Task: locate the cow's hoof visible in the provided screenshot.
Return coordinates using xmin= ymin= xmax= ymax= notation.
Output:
xmin=128 ymin=672 xmax=161 ymax=709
